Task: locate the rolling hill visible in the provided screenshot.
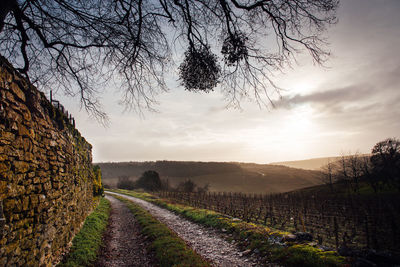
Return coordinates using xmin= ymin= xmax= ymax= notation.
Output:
xmin=271 ymin=154 xmax=370 ymax=170
xmin=270 ymin=156 xmax=342 ymax=170
xmin=97 ymin=161 xmax=323 ymax=194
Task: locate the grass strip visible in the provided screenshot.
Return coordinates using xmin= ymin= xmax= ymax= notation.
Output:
xmin=112 ymin=195 xmax=210 ymax=267
xmin=109 ymin=189 xmax=347 ymax=267
xmin=58 ymin=197 xmax=111 ymax=267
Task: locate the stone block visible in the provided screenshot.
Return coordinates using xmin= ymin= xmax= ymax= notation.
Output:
xmin=26 ymin=226 xmax=33 ymax=235
xmin=13 ymin=136 xmax=23 ymax=149
xmin=16 ymin=257 xmax=25 ymax=266
xmin=49 ymin=140 xmax=57 ymax=147
xmin=1 ymin=147 xmax=17 ymax=158
xmin=26 ymin=259 xmax=37 ymax=267
xmin=24 ymin=152 xmax=34 ymax=162
xmin=12 ymin=101 xmax=29 ymax=116
xmin=43 ymin=182 xmax=52 ymax=192
xmin=34 ymin=184 xmax=43 ymax=194
xmin=27 ymin=210 xmax=34 ymax=218
xmin=0 ymin=90 xmax=14 ymax=103
xmin=22 ymin=110 xmax=31 ymax=121
xmin=14 ymin=173 xmax=25 ymax=184
xmin=22 ymin=197 xmax=29 ymax=211
xmin=5 ymin=108 xmax=22 ymax=124
xmin=0 ymin=162 xmax=10 ymax=174
xmin=52 ymin=182 xmax=60 ymax=189
xmin=14 ymin=219 xmax=28 ymax=230
xmin=0 ymin=180 xmax=6 ymax=192
xmin=3 ymin=199 xmax=21 ymax=213
xmin=50 ymin=190 xmax=61 ymax=199
xmin=30 ymin=195 xmax=39 ymax=206
xmin=10 ymin=121 xmax=18 ymax=131
xmin=18 ymin=124 xmax=30 ymax=137
xmin=4 ymin=240 xmax=18 ymax=255
xmin=9 ymin=82 xmax=26 ymax=102
xmin=13 ymin=149 xmax=24 ymax=160
xmin=14 ymin=161 xmax=29 ymax=173
xmin=0 ymin=68 xmax=13 ymax=84
xmin=5 ymin=184 xmax=25 ymax=198
xmin=39 ymin=161 xmax=49 ymax=171
xmin=0 ymin=132 xmax=15 ymax=144
xmin=23 ymin=138 xmax=33 ymax=152
xmin=24 ymin=184 xmax=34 ymax=195
xmin=9 ymin=213 xmax=19 ymax=222
xmin=0 ymin=256 xmax=6 ymax=266
xmin=39 ymin=194 xmax=46 ymax=203
xmin=36 ymin=170 xmax=46 ymax=178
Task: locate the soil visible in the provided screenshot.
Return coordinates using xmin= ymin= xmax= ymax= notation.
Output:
xmin=106 ymin=191 xmax=269 ymax=267
xmin=95 ymin=195 xmax=157 ymax=267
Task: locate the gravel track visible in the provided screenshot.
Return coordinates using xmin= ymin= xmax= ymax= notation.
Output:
xmin=106 ymin=191 xmax=264 ymax=267
xmin=96 ymin=195 xmax=156 ymax=267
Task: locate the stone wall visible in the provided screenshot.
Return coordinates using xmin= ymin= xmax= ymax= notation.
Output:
xmin=0 ymin=55 xmax=99 ymax=266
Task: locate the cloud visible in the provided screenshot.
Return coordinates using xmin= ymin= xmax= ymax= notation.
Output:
xmin=277 ymin=56 xmax=400 ymax=114
xmin=279 ymin=84 xmax=373 ymax=108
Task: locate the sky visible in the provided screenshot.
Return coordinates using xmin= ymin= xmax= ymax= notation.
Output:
xmin=57 ymin=0 xmax=400 ymax=164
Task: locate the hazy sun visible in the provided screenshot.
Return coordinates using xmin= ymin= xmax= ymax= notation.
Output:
xmin=283 ymin=106 xmax=314 ymax=135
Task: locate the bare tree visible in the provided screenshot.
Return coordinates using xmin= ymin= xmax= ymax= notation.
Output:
xmin=1 ymin=0 xmax=338 ymax=120
xmin=347 ymin=152 xmax=363 ymax=193
xmin=321 ymin=159 xmax=336 ymax=192
xmin=337 ymin=155 xmax=348 ymax=182
xmin=360 ymin=155 xmax=379 ymax=193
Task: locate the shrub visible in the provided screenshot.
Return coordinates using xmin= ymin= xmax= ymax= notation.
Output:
xmin=92 ymin=165 xmax=104 ymax=196
xmin=136 ymin=170 xmax=162 ymax=191
xmin=116 ymin=176 xmax=136 ymax=190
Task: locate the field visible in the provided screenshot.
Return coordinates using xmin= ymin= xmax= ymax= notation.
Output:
xmin=155 ymin=189 xmax=400 ymax=256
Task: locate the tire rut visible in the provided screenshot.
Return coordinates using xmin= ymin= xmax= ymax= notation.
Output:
xmin=106 ymin=191 xmax=265 ymax=267
xmin=96 ymin=195 xmax=156 ymax=267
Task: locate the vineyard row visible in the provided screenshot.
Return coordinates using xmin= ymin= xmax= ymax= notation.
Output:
xmin=156 ymin=191 xmax=400 ymax=254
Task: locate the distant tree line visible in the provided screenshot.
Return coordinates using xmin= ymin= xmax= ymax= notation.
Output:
xmin=115 ymin=170 xmax=209 ymax=193
xmin=321 ymin=138 xmax=400 ymax=193
xmin=99 ymin=161 xmax=241 ymax=180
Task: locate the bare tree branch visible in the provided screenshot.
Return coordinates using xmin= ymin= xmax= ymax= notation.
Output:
xmin=0 ymin=0 xmax=339 ymax=119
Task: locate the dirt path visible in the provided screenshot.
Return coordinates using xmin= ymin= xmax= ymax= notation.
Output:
xmin=106 ymin=191 xmax=265 ymax=267
xmin=96 ymin=195 xmax=156 ymax=267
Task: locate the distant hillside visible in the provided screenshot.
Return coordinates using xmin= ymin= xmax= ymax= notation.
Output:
xmin=271 ymin=154 xmax=370 ymax=170
xmin=97 ymin=161 xmax=323 ymax=194
xmin=99 ymin=161 xmax=241 ymax=178
xmin=269 ymin=156 xmax=342 ymax=170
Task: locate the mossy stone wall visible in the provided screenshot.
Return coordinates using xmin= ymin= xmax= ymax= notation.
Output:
xmin=0 ymin=55 xmax=97 ymax=266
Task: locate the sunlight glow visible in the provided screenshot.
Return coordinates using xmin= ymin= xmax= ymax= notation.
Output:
xmin=235 ymin=105 xmax=318 ymax=162
xmin=283 ymin=106 xmax=315 ymax=135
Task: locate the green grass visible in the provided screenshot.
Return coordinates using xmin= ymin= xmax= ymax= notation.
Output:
xmin=271 ymin=245 xmax=346 ymax=267
xmin=57 ymin=197 xmax=111 ymax=267
xmin=109 ymin=189 xmax=347 ymax=267
xmin=113 ymin=195 xmax=210 ymax=267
